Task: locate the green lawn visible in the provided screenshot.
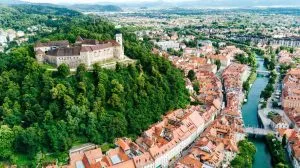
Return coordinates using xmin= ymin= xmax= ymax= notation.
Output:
xmin=41 ymin=63 xmax=56 ymax=69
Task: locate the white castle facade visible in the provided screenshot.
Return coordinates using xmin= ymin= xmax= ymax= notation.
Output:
xmin=34 ymin=34 xmax=125 ymax=68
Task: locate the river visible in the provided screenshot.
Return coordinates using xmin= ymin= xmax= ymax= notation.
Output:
xmin=241 ymin=56 xmax=272 ymax=168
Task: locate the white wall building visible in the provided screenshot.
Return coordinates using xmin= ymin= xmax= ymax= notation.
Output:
xmin=34 ymin=34 xmax=125 ymax=68
xmin=155 ymin=41 xmax=180 ymax=51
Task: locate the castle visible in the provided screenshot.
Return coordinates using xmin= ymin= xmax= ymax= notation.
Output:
xmin=34 ymin=34 xmax=125 ymax=68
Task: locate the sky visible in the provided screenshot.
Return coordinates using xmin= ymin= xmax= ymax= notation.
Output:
xmin=21 ymin=0 xmax=300 ymax=6
xmin=23 ymin=0 xmax=174 ymax=3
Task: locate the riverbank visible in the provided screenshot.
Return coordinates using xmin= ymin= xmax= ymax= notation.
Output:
xmin=242 ymin=57 xmax=273 ymax=168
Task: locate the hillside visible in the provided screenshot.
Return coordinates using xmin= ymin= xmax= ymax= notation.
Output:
xmin=0 ymin=0 xmax=28 ymax=5
xmin=0 ymin=4 xmax=81 ymax=31
xmin=67 ymin=4 xmax=123 ymax=12
xmin=0 ymin=4 xmax=189 ymax=167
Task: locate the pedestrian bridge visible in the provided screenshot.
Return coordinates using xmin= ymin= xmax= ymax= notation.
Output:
xmin=256 ymin=70 xmax=270 ymax=76
xmin=244 ymin=127 xmax=275 ymax=136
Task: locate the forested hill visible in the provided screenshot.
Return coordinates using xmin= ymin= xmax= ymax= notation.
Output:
xmin=0 ymin=4 xmax=81 ymax=31
xmin=0 ymin=0 xmax=28 ymax=5
xmin=67 ymin=4 xmax=123 ymax=12
xmin=0 ymin=4 xmax=189 ymax=167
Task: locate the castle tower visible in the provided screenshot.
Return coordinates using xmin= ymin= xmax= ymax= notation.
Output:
xmin=115 ymin=34 xmax=123 ymax=47
xmin=35 ymin=49 xmax=45 ymax=63
xmin=115 ymin=34 xmax=124 ymax=59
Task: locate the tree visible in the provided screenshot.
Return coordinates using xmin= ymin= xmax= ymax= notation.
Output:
xmin=275 ymin=163 xmax=288 ymax=168
xmin=0 ymin=9 xmax=191 ymax=165
xmin=96 ymin=83 xmax=106 ymax=102
xmin=76 ymin=63 xmax=87 ymax=81
xmin=243 ymin=81 xmax=250 ymax=92
xmin=193 ymin=81 xmax=200 ymax=94
xmin=231 ymin=140 xmax=256 ymax=168
xmin=0 ymin=125 xmax=15 ymax=160
xmin=51 ymin=84 xmax=67 ymax=99
xmin=57 ymin=63 xmax=70 ymax=78
xmin=44 ymin=121 xmax=71 ymax=152
xmin=187 ymin=70 xmax=196 ymax=81
xmin=215 ymin=59 xmax=221 ymax=70
xmin=282 ymin=134 xmax=287 ymax=147
xmin=14 ymin=127 xmax=41 ymax=157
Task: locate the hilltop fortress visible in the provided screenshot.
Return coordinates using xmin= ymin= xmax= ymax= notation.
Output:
xmin=34 ymin=34 xmax=126 ymax=68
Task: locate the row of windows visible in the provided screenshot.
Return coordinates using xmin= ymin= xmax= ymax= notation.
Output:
xmin=58 ymin=56 xmax=80 ymax=60
xmin=91 ymin=48 xmax=114 ymax=54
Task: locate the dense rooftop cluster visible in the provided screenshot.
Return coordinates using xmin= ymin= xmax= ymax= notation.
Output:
xmin=63 ymin=104 xmax=222 ymax=168
xmin=278 ymin=128 xmax=300 ymax=167
xmin=175 ymin=63 xmax=248 ymax=168
xmin=282 ymin=68 xmax=300 ymax=129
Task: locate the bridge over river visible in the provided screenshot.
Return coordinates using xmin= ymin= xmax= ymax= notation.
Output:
xmin=256 ymin=70 xmax=271 ymax=76
xmin=244 ymin=127 xmax=275 ymax=136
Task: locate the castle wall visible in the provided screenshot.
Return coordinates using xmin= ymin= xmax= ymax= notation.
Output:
xmin=114 ymin=46 xmax=124 ymax=60
xmin=35 ymin=46 xmax=50 ymax=52
xmin=35 ymin=34 xmax=126 ymax=68
xmin=55 ymin=55 xmax=82 ymax=68
xmin=44 ymin=55 xmax=58 ymax=65
xmin=36 ymin=54 xmax=44 ymax=63
xmin=82 ymin=47 xmax=116 ymax=66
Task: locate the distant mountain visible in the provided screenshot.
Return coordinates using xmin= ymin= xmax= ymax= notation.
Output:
xmin=0 ymin=0 xmax=28 ymax=5
xmin=67 ymin=4 xmax=123 ymax=12
xmin=96 ymin=0 xmax=300 ymax=8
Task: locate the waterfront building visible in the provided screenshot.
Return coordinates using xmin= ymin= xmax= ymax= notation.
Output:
xmin=270 ymin=115 xmax=289 ymax=130
xmin=175 ymin=63 xmax=248 ymax=168
xmin=278 ymin=129 xmax=300 ymax=168
xmin=175 ymin=115 xmax=244 ymax=168
xmin=278 ymin=50 xmax=293 ymax=65
xmin=282 ymin=68 xmax=300 ymax=129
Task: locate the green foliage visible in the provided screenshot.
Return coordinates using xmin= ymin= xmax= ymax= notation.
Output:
xmin=260 ymin=70 xmax=277 ymax=101
xmin=264 ymin=50 xmax=276 ymax=71
xmin=215 ymin=59 xmax=221 ymax=70
xmin=243 ymin=69 xmax=257 ymax=93
xmin=14 ymin=127 xmax=41 ymax=157
xmin=0 ymin=5 xmax=80 ymax=31
xmin=183 ymin=39 xmax=197 ymax=48
xmin=276 ymin=46 xmax=295 ymax=54
xmin=57 ymin=64 xmax=70 ymax=78
xmin=0 ymin=125 xmax=15 ymax=161
xmin=275 ymin=163 xmax=289 ymax=168
xmin=231 ymin=140 xmax=256 ymax=168
xmin=235 ymin=51 xmax=256 ymax=68
xmin=282 ymin=134 xmax=287 ymax=147
xmin=0 ymin=8 xmax=190 ymax=166
xmin=266 ymin=134 xmax=289 ymax=167
xmin=187 ymin=70 xmax=196 ymax=81
xmin=167 ymin=48 xmax=182 ymax=56
xmin=252 ymin=48 xmax=265 ymax=55
xmin=68 ymin=4 xmax=123 ymax=12
xmin=193 ymin=81 xmax=200 ymax=94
